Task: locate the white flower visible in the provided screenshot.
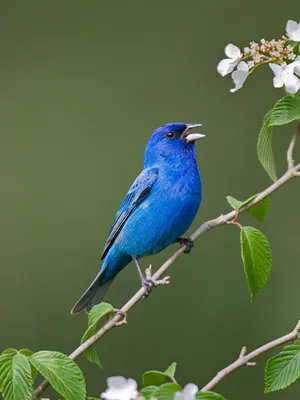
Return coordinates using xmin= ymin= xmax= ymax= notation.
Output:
xmin=286 ymin=20 xmax=300 ymax=42
xmin=269 ymin=61 xmax=300 ymax=94
xmin=217 ymin=44 xmax=242 ymax=76
xmin=230 ymin=61 xmax=249 ymax=93
xmin=174 ymin=383 xmax=198 ymax=400
xmin=101 ymin=377 xmax=139 ymax=400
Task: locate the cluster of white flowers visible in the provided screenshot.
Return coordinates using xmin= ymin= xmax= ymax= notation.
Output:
xmin=100 ymin=377 xmax=199 ymax=400
xmin=101 ymin=377 xmax=139 ymax=400
xmin=217 ymin=20 xmax=300 ymax=94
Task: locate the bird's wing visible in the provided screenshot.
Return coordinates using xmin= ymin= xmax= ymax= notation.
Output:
xmin=101 ymin=167 xmax=159 ymax=260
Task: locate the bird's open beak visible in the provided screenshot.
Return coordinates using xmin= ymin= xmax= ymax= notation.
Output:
xmin=182 ymin=123 xmax=205 ymax=143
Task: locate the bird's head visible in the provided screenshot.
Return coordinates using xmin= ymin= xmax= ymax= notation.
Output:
xmin=144 ymin=122 xmax=205 ymax=167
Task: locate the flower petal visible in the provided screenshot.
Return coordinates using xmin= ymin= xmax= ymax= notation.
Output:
xmin=286 ymin=20 xmax=300 ymax=41
xmin=217 ymin=58 xmax=235 ymax=76
xmin=237 ymin=61 xmax=248 ymax=71
xmin=182 ymin=383 xmax=199 ymax=398
xmin=294 ymin=65 xmax=300 ymax=75
xmin=269 ymin=63 xmax=281 ymax=75
xmin=225 ymin=43 xmax=241 ymax=59
xmin=107 ymin=376 xmax=128 ymax=389
xmin=284 ymin=74 xmax=300 ymax=94
xmin=174 ymin=393 xmax=185 ymax=400
xmin=286 ymin=20 xmax=298 ymax=35
xmin=230 ymin=62 xmax=248 ymax=92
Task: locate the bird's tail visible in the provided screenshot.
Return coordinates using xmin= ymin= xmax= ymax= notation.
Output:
xmin=71 ymin=269 xmax=113 ymax=315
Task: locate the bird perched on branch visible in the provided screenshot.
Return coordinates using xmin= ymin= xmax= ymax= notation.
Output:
xmin=71 ymin=123 xmax=205 ymax=314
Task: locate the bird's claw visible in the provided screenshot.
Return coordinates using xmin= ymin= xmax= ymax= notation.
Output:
xmin=177 ymin=237 xmax=194 ymax=253
xmin=111 ymin=308 xmax=128 ymax=326
xmin=142 ymin=265 xmax=171 ymax=298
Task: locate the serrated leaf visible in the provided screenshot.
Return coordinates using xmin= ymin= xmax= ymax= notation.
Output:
xmin=30 ymin=351 xmax=86 ymax=400
xmin=257 ymin=111 xmax=277 ymax=181
xmin=0 ymin=351 xmax=33 ymax=400
xmin=265 ymin=338 xmax=300 ymax=393
xmin=164 ymin=362 xmax=177 ymax=380
xmin=1 ymin=349 xmax=18 ymax=356
xmin=269 ymin=95 xmax=300 ymax=126
xmin=227 ymin=195 xmax=270 ymax=223
xmin=196 ymin=391 xmax=226 ymax=399
xmin=152 ymin=383 xmax=181 ymax=400
xmin=140 ymin=385 xmax=159 ymax=400
xmin=142 ymin=371 xmax=166 ymax=387
xmin=81 ymin=302 xmax=114 ymax=366
xmin=19 ymin=350 xmax=36 ymax=383
xmin=240 ymin=226 xmax=272 ymax=299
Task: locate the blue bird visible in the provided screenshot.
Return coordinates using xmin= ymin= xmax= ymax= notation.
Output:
xmin=71 ymin=123 xmax=205 ymax=314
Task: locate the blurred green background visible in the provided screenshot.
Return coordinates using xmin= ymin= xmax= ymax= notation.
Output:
xmin=0 ymin=1 xmax=299 ymax=399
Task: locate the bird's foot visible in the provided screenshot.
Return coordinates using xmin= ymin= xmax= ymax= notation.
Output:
xmin=141 ymin=265 xmax=171 ymax=298
xmin=177 ymin=237 xmax=194 ymax=253
xmin=111 ymin=308 xmax=128 ymax=326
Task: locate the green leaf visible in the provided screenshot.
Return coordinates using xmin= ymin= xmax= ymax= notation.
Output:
xmin=227 ymin=194 xmax=256 ymax=210
xmin=164 ymin=362 xmax=177 ymax=380
xmin=196 ymin=391 xmax=226 ymax=399
xmin=30 ymin=351 xmax=86 ymax=400
xmin=269 ymin=95 xmax=300 ymax=126
xmin=1 ymin=349 xmax=18 ymax=356
xmin=240 ymin=226 xmax=272 ymax=299
xmin=257 ymin=111 xmax=277 ymax=181
xmin=0 ymin=350 xmax=33 ymax=400
xmin=86 ymin=398 xmax=99 ymax=400
xmin=140 ymin=385 xmax=159 ymax=400
xmin=81 ymin=302 xmax=114 ymax=366
xmin=265 ymin=338 xmax=300 ymax=392
xmin=19 ymin=350 xmax=36 ymax=382
xmin=142 ymin=371 xmax=167 ymax=387
xmin=227 ymin=195 xmax=270 ymax=223
xmin=152 ymin=383 xmax=181 ymax=400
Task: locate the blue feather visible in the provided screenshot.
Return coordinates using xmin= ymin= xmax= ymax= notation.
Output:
xmin=71 ymin=122 xmax=203 ymax=314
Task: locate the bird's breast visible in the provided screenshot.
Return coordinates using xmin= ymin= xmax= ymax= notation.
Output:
xmin=117 ymin=169 xmax=202 ymax=257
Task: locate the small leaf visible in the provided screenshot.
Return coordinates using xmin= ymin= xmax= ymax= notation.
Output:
xmin=152 ymin=383 xmax=181 ymax=400
xmin=257 ymin=111 xmax=277 ymax=181
xmin=265 ymin=338 xmax=300 ymax=392
xmin=164 ymin=362 xmax=177 ymax=380
xmin=227 ymin=195 xmax=270 ymax=223
xmin=142 ymin=371 xmax=167 ymax=387
xmin=30 ymin=351 xmax=86 ymax=400
xmin=240 ymin=226 xmax=272 ymax=299
xmin=81 ymin=302 xmax=114 ymax=366
xmin=247 ymin=197 xmax=271 ymax=224
xmin=140 ymin=386 xmax=159 ymax=400
xmin=227 ymin=195 xmax=256 ymax=210
xmin=0 ymin=350 xmax=33 ymax=400
xmin=196 ymin=391 xmax=226 ymax=399
xmin=269 ymin=95 xmax=300 ymax=126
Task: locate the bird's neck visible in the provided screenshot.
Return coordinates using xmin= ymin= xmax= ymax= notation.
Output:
xmin=144 ymin=154 xmax=199 ymax=176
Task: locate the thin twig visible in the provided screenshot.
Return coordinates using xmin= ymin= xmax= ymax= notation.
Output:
xmin=32 ymin=151 xmax=300 ymax=399
xmin=201 ymin=320 xmax=300 ymax=392
xmin=287 ymin=120 xmax=300 ymax=170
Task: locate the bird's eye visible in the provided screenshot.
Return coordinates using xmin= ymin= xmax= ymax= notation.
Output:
xmin=166 ymin=131 xmax=175 ymax=139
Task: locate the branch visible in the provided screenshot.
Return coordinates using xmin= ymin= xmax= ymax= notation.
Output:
xmin=287 ymin=120 xmax=300 ymax=170
xmin=201 ymin=320 xmax=300 ymax=392
xmin=32 ymin=145 xmax=300 ymax=400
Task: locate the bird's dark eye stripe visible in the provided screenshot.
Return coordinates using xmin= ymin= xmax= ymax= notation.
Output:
xmin=166 ymin=131 xmax=175 ymax=139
